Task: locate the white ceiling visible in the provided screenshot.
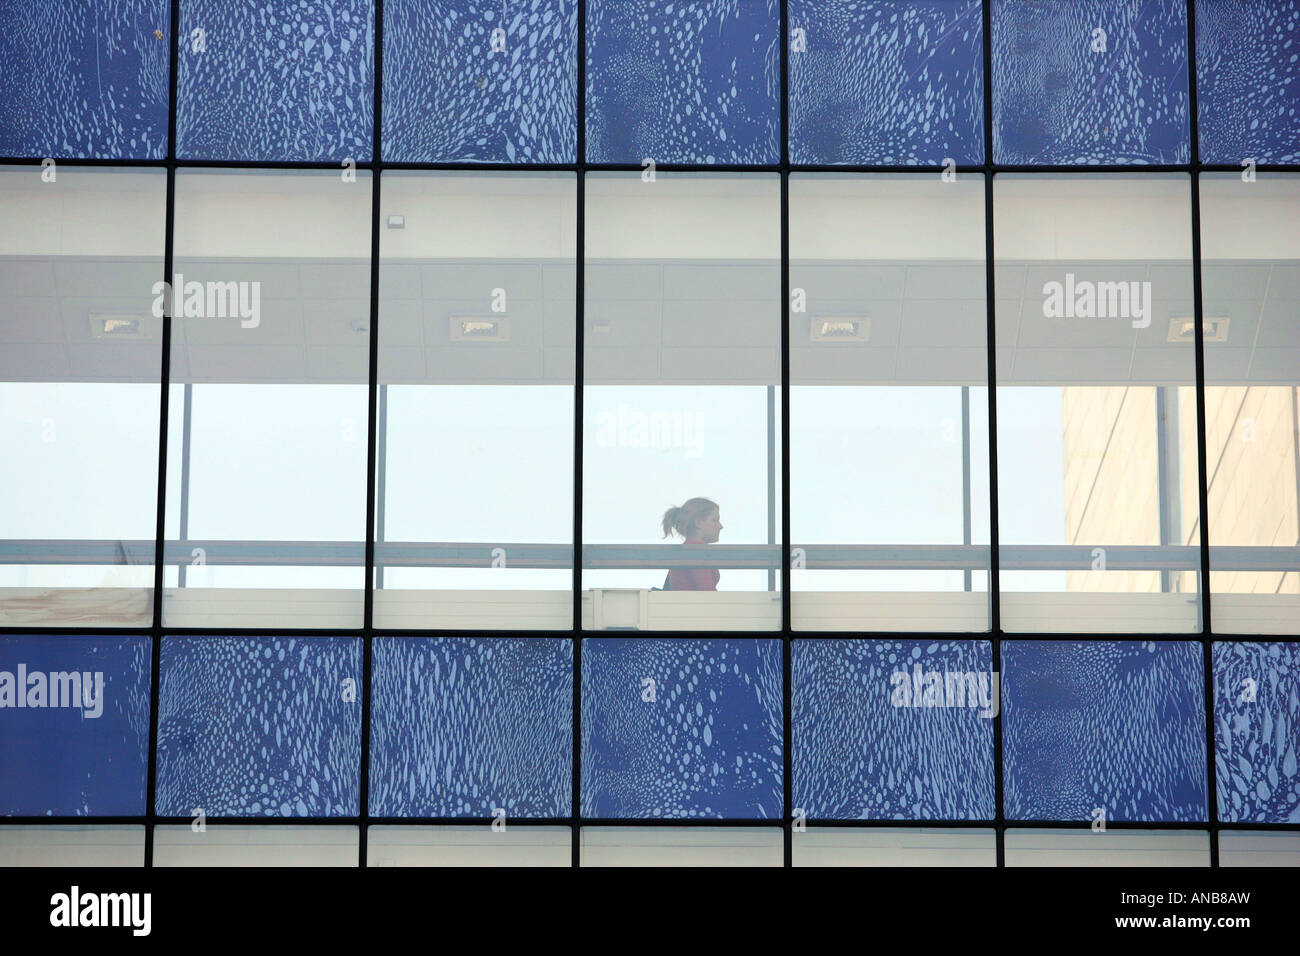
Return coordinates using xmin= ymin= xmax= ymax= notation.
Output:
xmin=0 ymin=255 xmax=1294 ymax=386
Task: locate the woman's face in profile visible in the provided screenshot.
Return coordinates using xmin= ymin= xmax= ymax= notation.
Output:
xmin=695 ymin=507 xmax=723 ymax=544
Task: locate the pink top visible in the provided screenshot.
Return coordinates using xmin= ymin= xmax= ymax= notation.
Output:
xmin=667 ymin=538 xmax=720 ymax=591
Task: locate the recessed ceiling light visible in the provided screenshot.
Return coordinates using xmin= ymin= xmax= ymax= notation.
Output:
xmin=809 ymin=316 xmax=869 ymax=342
xmin=89 ymin=313 xmax=149 ymax=339
xmin=450 ymin=316 xmax=511 ymax=342
xmin=1167 ymin=316 xmax=1229 ymax=343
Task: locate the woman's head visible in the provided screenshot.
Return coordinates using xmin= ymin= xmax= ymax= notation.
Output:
xmin=662 ymin=497 xmax=722 ymax=543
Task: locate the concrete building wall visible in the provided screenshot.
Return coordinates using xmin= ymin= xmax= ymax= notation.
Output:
xmin=1062 ymin=384 xmax=1299 ymax=594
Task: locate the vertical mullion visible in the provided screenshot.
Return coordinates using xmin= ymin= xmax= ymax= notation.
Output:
xmin=779 ymin=0 xmax=793 ymax=869
xmin=144 ymin=0 xmax=182 ymax=870
xmin=962 ymin=386 xmax=972 ymax=592
xmin=358 ymin=0 xmax=385 ymax=869
xmin=1184 ymin=0 xmax=1219 ymax=867
xmin=177 ymin=383 xmax=192 ymax=589
xmin=375 ymin=384 xmax=387 ymax=591
xmin=980 ymin=0 xmax=1005 ymax=867
xmin=767 ymin=385 xmax=776 ymax=593
xmin=572 ymin=0 xmax=587 ymax=869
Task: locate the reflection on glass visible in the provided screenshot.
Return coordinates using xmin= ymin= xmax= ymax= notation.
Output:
xmin=383 ymin=0 xmax=577 ymax=163
xmin=155 ymin=636 xmax=362 ymax=818
xmin=583 ymin=173 xmax=781 ymax=631
xmin=793 ymin=639 xmax=995 ymax=820
xmin=1213 ymin=641 xmax=1300 ymax=824
xmin=0 ymin=635 xmax=151 ymax=816
xmin=1195 ymin=0 xmax=1300 ymax=165
xmin=1003 ymin=640 xmax=1207 ymax=823
xmin=176 ymin=0 xmax=375 ymax=162
xmin=1199 ymin=174 xmax=1300 ymax=635
xmin=0 ymin=167 xmax=165 ymax=626
xmin=581 ymin=638 xmax=783 ymax=819
xmin=0 ymin=1 xmax=170 ymax=160
xmin=790 ymin=174 xmax=991 ymax=632
xmin=585 ymin=0 xmax=780 ymax=165
xmin=375 ymin=172 xmax=575 ymax=629
xmin=162 ymin=169 xmax=372 ymax=629
xmin=369 ymin=637 xmax=572 ymax=817
xmin=995 ymin=174 xmax=1200 ymax=632
xmin=991 ymin=0 xmax=1190 ymax=164
xmin=789 ymin=0 xmax=985 ymax=166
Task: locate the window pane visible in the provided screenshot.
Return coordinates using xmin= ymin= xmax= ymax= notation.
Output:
xmin=1213 ymin=641 xmax=1300 ymax=824
xmin=1003 ymin=639 xmax=1207 ymax=823
xmin=791 ymin=174 xmax=990 ymax=631
xmin=1199 ymin=173 xmax=1300 ymax=635
xmin=579 ymin=826 xmax=782 ymax=865
xmin=383 ymin=0 xmax=577 ymax=163
xmin=1005 ymin=828 xmax=1210 ymax=865
xmin=163 ymin=170 xmax=372 ymax=629
xmin=0 ymin=167 xmax=165 ymax=627
xmin=789 ymin=0 xmax=985 ymax=165
xmin=584 ymin=173 xmax=780 ymax=630
xmin=585 ymin=0 xmax=779 ymax=164
xmin=176 ymin=0 xmax=375 ymax=162
xmin=156 ymin=636 xmax=362 ymax=817
xmin=0 ymin=1 xmax=170 ymax=159
xmin=992 ymin=0 xmax=1190 ymax=164
xmin=153 ymin=825 xmax=357 ymax=865
xmin=367 ymin=825 xmax=571 ymax=865
xmin=793 ymin=639 xmax=995 ymax=820
xmin=376 ymin=173 xmax=575 ymax=629
xmin=0 ymin=635 xmax=151 ymax=816
xmin=995 ymin=174 xmax=1200 ymax=632
xmin=369 ymin=637 xmax=572 ymax=817
xmin=1220 ymin=832 xmax=1300 ymax=866
xmin=792 ymin=828 xmax=996 ymax=866
xmin=581 ymin=638 xmax=783 ymax=819
xmin=1196 ymin=0 xmax=1300 ymax=165
xmin=0 ymin=826 xmax=145 ymax=866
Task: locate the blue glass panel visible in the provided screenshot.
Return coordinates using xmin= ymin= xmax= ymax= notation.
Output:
xmin=992 ymin=0 xmax=1190 ymax=164
xmin=0 ymin=636 xmax=151 ymax=816
xmin=369 ymin=637 xmax=572 ymax=817
xmin=0 ymin=1 xmax=169 ymax=159
xmin=1214 ymin=642 xmax=1300 ymax=824
xmin=383 ymin=0 xmax=577 ymax=163
xmin=581 ymin=638 xmax=782 ymax=818
xmin=1196 ymin=0 xmax=1300 ymax=164
xmin=793 ymin=639 xmax=995 ymax=820
xmin=156 ymin=636 xmax=362 ymax=817
xmin=176 ymin=0 xmax=374 ymax=162
xmin=789 ymin=0 xmax=985 ymax=166
xmin=1003 ymin=640 xmax=1207 ymax=822
xmin=586 ymin=0 xmax=780 ymax=165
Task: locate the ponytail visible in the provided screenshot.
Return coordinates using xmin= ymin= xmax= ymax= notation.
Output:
xmin=661 ymin=497 xmax=719 ymax=539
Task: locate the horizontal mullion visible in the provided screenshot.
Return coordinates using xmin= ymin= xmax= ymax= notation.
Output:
xmin=7 ymin=157 xmax=1294 ymax=174
xmin=5 ymin=816 xmax=1294 ymax=831
xmin=8 ymin=540 xmax=1294 ymax=573
xmin=0 ymin=627 xmax=1292 ymax=643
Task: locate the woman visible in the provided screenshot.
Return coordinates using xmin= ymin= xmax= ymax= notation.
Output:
xmin=660 ymin=497 xmax=722 ymax=591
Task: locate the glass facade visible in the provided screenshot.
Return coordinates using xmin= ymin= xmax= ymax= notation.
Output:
xmin=1 ymin=0 xmax=1297 ymax=868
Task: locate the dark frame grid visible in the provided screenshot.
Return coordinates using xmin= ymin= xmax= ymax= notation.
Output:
xmin=0 ymin=0 xmax=1297 ymax=868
